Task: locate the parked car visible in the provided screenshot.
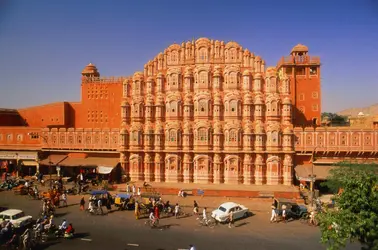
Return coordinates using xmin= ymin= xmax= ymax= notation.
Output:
xmin=211 ymin=202 xmax=249 ymax=223
xmin=0 ymin=209 xmax=33 ymax=228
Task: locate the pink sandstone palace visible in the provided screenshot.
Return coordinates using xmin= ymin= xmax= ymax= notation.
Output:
xmin=0 ymin=37 xmax=377 ymax=185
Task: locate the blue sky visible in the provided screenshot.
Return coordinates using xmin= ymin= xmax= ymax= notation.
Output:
xmin=0 ymin=0 xmax=377 ymax=112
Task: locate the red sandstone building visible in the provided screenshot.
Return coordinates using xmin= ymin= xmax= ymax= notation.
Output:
xmin=0 ymin=38 xmax=377 ymax=185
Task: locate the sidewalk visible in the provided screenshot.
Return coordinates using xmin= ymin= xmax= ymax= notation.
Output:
xmin=112 ymin=181 xmax=301 ymax=201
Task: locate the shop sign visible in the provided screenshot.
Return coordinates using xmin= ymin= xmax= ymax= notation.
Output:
xmin=0 ymin=152 xmax=38 ymax=160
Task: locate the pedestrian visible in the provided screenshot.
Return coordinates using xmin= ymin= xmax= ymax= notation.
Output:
xmin=228 ymin=210 xmax=234 ymax=228
xmin=132 ymin=185 xmax=136 ymax=195
xmin=270 ymin=206 xmax=277 ymax=223
xmin=282 ymin=205 xmax=287 ymax=223
xmin=202 ymin=207 xmax=208 ymax=225
xmin=193 ymin=200 xmax=199 ymax=215
xmin=61 ymin=192 xmax=67 ymax=207
xmin=174 ymin=203 xmax=180 ymax=219
xmin=98 ymin=197 xmax=104 ymax=215
xmin=126 ymin=183 xmax=130 ymax=193
xmin=135 ymin=201 xmax=140 ymax=220
xmin=137 ymin=187 xmax=141 ymax=196
xmin=80 ymin=196 xmax=85 ymax=211
xmin=154 ymin=205 xmax=160 ymax=219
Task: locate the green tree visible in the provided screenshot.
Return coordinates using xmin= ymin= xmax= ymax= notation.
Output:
xmin=318 ymin=162 xmax=378 ymax=250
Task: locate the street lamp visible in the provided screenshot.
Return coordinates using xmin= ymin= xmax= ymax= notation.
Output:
xmin=28 ymin=132 xmax=53 ymax=188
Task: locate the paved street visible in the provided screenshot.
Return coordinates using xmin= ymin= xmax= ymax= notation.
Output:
xmin=0 ymin=191 xmax=359 ymax=250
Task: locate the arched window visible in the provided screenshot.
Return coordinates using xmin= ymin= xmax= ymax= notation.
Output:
xmin=199 ymin=71 xmax=208 ymax=85
xmin=171 ymin=51 xmax=178 ymax=64
xmin=197 ymin=128 xmax=207 ymax=142
xmin=230 ymin=100 xmax=237 ymax=113
xmin=229 ymin=129 xmax=237 ymax=142
xmin=199 ymin=47 xmax=208 ymax=62
xmin=272 ymin=131 xmax=278 ymax=144
xmin=199 ymin=100 xmax=207 ymax=113
xmin=169 ymin=130 xmax=176 ymax=142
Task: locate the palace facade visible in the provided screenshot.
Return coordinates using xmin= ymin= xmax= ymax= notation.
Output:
xmin=1 ymin=38 xmax=377 ymax=185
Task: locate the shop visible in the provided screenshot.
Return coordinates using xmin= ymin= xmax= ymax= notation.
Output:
xmin=0 ymin=151 xmax=39 ymax=177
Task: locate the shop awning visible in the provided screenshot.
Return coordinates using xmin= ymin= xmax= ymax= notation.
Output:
xmin=39 ymin=155 xmax=68 ymax=165
xmin=21 ymin=160 xmax=38 ymax=166
xmin=59 ymin=157 xmax=119 ymax=169
xmin=295 ymin=164 xmax=337 ymax=181
xmin=97 ymin=166 xmax=113 ymax=174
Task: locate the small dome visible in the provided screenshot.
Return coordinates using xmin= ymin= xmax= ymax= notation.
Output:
xmin=213 ymin=122 xmax=223 ymax=134
xmin=358 ymin=112 xmax=365 ymax=117
xmin=147 ymin=76 xmax=154 ymax=82
xmin=121 ymin=100 xmax=129 ymax=107
xmin=283 ymin=127 xmax=292 ymax=134
xmin=243 ymin=70 xmax=250 ymax=76
xmin=184 ymin=94 xmax=193 ymax=104
xmin=254 ymin=73 xmax=262 ymax=79
xmin=243 ymin=49 xmax=250 ymax=56
xmin=155 ymin=94 xmax=165 ymax=104
xmin=184 ymin=67 xmax=193 ymax=77
xmin=155 ymin=123 xmax=164 ymax=132
xmin=157 ymin=72 xmax=164 ymax=78
xmin=282 ymin=97 xmax=291 ymax=105
xmin=145 ymin=95 xmax=154 ymax=104
xmin=82 ymin=63 xmax=99 ymax=75
xmin=291 ymin=44 xmax=309 ymax=53
xmin=244 ymin=93 xmax=253 ymax=104
xmin=213 ymin=94 xmax=222 ymax=104
xmin=255 ymin=123 xmax=265 ymax=134
xmin=133 ymin=71 xmax=144 ymax=81
xmin=120 ymin=128 xmax=128 ymax=134
xmin=183 ymin=123 xmax=192 ymax=133
xmin=254 ymin=96 xmax=264 ymax=105
xmin=255 ymin=56 xmax=262 ymax=61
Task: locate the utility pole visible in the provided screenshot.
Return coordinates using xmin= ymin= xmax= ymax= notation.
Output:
xmin=309 ymin=146 xmax=317 ymax=208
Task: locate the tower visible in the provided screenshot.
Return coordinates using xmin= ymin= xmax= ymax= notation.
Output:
xmin=277 ymin=44 xmax=321 ymax=127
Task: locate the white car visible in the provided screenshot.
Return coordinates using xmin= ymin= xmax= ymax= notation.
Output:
xmin=0 ymin=209 xmax=33 ymax=228
xmin=211 ymin=202 xmax=249 ymax=223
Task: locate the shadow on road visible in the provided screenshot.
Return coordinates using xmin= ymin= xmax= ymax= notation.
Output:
xmin=73 ymin=232 xmax=90 ymax=238
xmin=35 ymin=241 xmax=61 ymax=250
xmin=235 ymin=222 xmax=249 ymax=228
xmin=61 ymin=203 xmax=79 ymax=208
xmin=54 ymin=212 xmax=70 ymax=218
xmin=154 ymin=223 xmax=180 ymax=230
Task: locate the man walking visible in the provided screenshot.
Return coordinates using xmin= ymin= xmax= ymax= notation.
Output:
xmin=228 ymin=210 xmax=234 ymax=228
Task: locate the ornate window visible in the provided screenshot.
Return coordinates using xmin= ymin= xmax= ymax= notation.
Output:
xmin=171 ymin=51 xmax=179 ymax=64
xmin=198 ymin=71 xmax=208 ymax=88
xmin=85 ymin=135 xmax=91 ymax=144
xmin=68 ymin=135 xmax=73 ymax=144
xmin=60 ymin=135 xmax=65 ymax=144
xmin=198 ymin=47 xmax=208 ymax=62
xmin=197 ymin=128 xmax=207 ymax=142
xmin=7 ymin=134 xmax=12 ymax=141
xmin=229 ymin=129 xmax=237 ymax=142
xmin=230 ymin=100 xmax=238 ymax=114
xmin=77 ymin=135 xmax=82 ymax=144
xmin=16 ymin=134 xmax=23 ymax=141
xmin=199 ymin=100 xmax=207 ymax=113
xmin=169 ymin=130 xmax=176 ymax=142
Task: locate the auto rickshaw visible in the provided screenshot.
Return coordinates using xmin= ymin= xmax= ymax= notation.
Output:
xmin=272 ymin=197 xmax=307 ymax=221
xmin=89 ymin=190 xmax=114 ymax=205
xmin=114 ymin=193 xmax=135 ymax=210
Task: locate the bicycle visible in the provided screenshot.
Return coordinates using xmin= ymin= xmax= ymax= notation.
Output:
xmin=197 ymin=216 xmax=216 ymax=229
xmin=176 ymin=208 xmax=191 ymax=219
xmin=144 ymin=218 xmax=159 ymax=228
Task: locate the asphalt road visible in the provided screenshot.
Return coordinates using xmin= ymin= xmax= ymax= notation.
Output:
xmin=0 ymin=191 xmax=359 ymax=250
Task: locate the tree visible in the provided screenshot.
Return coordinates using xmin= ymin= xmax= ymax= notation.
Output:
xmin=321 ymin=112 xmax=348 ymax=125
xmin=318 ymin=162 xmax=378 ymax=250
